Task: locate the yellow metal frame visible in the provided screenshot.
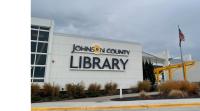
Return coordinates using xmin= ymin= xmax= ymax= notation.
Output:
xmin=154 ymin=61 xmax=195 ymax=83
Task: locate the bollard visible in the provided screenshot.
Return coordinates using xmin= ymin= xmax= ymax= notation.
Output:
xmin=120 ymin=87 xmax=123 ymax=98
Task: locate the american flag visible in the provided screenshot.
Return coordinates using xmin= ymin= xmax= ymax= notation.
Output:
xmin=178 ymin=27 xmax=185 ymax=47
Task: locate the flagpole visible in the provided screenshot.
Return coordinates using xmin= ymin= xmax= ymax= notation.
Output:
xmin=178 ymin=25 xmax=186 ymax=80
xmin=179 ymin=43 xmax=185 ymax=80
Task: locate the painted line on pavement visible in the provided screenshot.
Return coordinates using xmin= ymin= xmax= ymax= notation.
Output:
xmin=32 ymin=102 xmax=200 ymax=111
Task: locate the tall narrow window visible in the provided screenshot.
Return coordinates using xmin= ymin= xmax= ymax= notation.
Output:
xmin=31 ymin=25 xmax=50 ymax=82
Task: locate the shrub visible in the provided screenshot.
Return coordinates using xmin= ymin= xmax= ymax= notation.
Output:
xmin=104 ymin=82 xmax=118 ymax=95
xmin=75 ymin=82 xmax=85 ymax=98
xmin=87 ymin=83 xmax=101 ymax=97
xmin=65 ymin=82 xmax=85 ymax=98
xmin=43 ymin=83 xmax=60 ymax=97
xmin=158 ymin=81 xmax=200 ymax=96
xmin=168 ymin=90 xmax=188 ymax=98
xmin=137 ymin=80 xmax=151 ymax=92
xmin=158 ymin=81 xmax=180 ymax=95
xmin=178 ymin=81 xmax=190 ymax=92
xmin=52 ymin=85 xmax=60 ymax=97
xmin=66 ymin=83 xmax=76 ymax=98
xmin=43 ymin=83 xmax=53 ymax=97
xmin=188 ymin=83 xmax=199 ymax=95
xmin=59 ymin=90 xmax=68 ymax=98
xmin=31 ymin=83 xmax=40 ymax=97
xmin=31 ymin=96 xmax=42 ymax=102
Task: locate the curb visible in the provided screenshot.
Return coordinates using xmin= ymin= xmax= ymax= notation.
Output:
xmin=32 ymin=102 xmax=200 ymax=111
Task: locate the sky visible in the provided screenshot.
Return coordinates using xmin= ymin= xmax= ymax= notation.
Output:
xmin=31 ymin=0 xmax=200 ymax=60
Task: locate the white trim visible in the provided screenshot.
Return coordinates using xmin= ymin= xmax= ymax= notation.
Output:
xmin=31 ymin=28 xmax=50 ymax=32
xmin=31 ymin=29 xmax=40 ymax=82
xmin=31 ymin=40 xmax=48 ymax=43
xmin=31 ymin=78 xmax=44 ymax=79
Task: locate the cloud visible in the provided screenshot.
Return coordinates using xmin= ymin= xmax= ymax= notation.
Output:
xmin=32 ymin=0 xmax=200 ymax=60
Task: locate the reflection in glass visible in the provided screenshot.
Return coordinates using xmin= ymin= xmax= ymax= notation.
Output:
xmin=31 ymin=54 xmax=35 ymax=64
xmin=37 ymin=43 xmax=48 ymax=53
xmin=35 ymin=54 xmax=46 ymax=65
xmin=38 ymin=31 xmax=49 ymax=41
xmin=34 ymin=67 xmax=45 ymax=77
xmin=31 ymin=30 xmax=38 ymax=40
xmin=31 ymin=42 xmax=36 ymax=52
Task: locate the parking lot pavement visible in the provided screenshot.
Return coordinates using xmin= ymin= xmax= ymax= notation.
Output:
xmin=86 ymin=107 xmax=200 ymax=111
xmin=32 ymin=98 xmax=200 ymax=109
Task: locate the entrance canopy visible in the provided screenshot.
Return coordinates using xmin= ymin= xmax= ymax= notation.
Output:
xmin=142 ymin=51 xmax=166 ymax=66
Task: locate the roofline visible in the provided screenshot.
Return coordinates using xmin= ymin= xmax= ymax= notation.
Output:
xmin=142 ymin=51 xmax=166 ymax=61
xmin=53 ymin=32 xmax=142 ymax=46
xmin=31 ymin=17 xmax=54 ymax=27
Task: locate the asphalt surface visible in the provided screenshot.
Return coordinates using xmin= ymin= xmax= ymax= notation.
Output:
xmin=86 ymin=107 xmax=200 ymax=111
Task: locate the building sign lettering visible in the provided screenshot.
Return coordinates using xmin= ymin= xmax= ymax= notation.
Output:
xmin=70 ymin=44 xmax=130 ymax=71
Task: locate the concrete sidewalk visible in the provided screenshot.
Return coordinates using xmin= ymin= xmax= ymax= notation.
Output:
xmin=32 ymin=92 xmax=200 ymax=111
xmin=60 ymin=92 xmax=158 ymax=102
xmin=32 ymin=98 xmax=200 ymax=107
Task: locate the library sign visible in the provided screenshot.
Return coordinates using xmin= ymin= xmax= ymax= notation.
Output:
xmin=69 ymin=43 xmax=130 ymax=71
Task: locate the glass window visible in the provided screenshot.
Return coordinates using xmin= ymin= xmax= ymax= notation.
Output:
xmin=33 ymin=79 xmax=44 ymax=82
xmin=37 ymin=43 xmax=48 ymax=53
xmin=34 ymin=67 xmax=45 ymax=77
xmin=31 ymin=54 xmax=35 ymax=64
xmin=31 ymin=30 xmax=38 ymax=40
xmin=38 ymin=31 xmax=49 ymax=41
xmin=31 ymin=67 xmax=34 ymax=77
xmin=35 ymin=54 xmax=46 ymax=65
xmin=40 ymin=26 xmax=50 ymax=30
xmin=31 ymin=25 xmax=39 ymax=29
xmin=31 ymin=42 xmax=36 ymax=52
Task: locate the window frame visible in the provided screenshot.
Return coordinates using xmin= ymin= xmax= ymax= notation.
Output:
xmin=31 ymin=25 xmax=50 ymax=83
